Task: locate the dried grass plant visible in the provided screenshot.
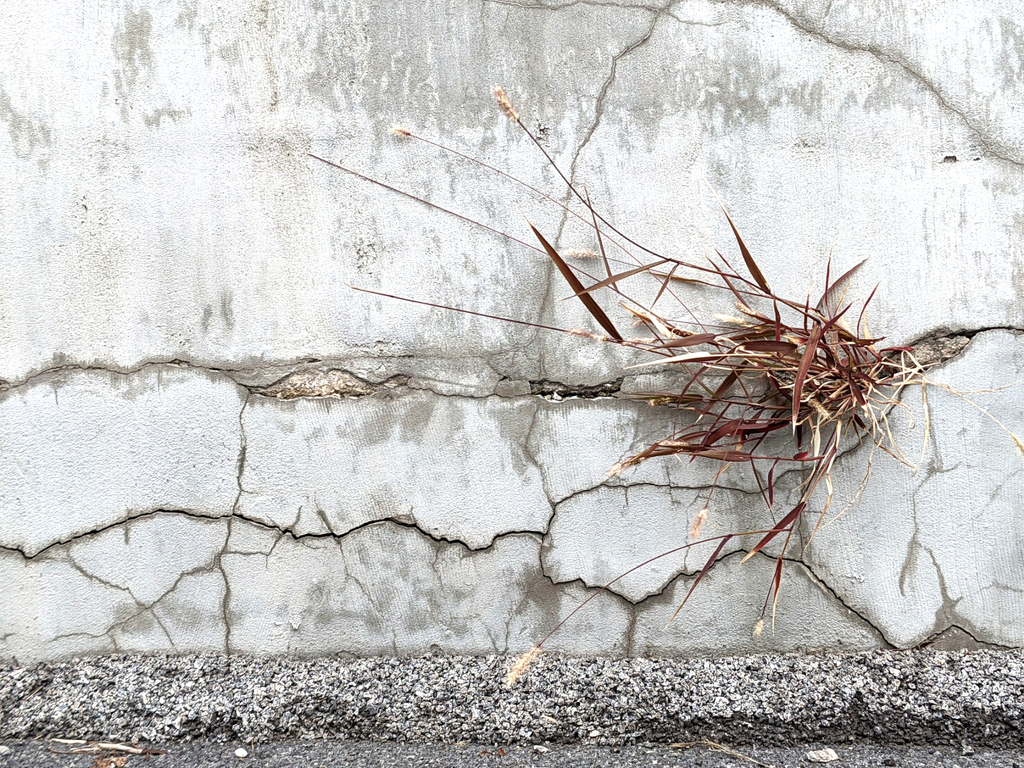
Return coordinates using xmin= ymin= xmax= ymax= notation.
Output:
xmin=310 ymin=86 xmax=1024 ymax=685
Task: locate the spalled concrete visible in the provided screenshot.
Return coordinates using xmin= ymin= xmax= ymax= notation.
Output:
xmin=0 ymin=0 xmax=1022 ymax=661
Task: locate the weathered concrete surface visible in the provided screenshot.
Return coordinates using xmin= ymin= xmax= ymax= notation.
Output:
xmin=1 ymin=0 xmax=1022 ymax=661
xmin=0 ymin=366 xmax=243 ymax=556
xmin=237 ymin=392 xmax=551 ymax=545
xmin=805 ymin=329 xmax=1024 ymax=648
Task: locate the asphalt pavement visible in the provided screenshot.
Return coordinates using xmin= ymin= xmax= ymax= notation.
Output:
xmin=2 ymin=740 xmax=1024 ymax=768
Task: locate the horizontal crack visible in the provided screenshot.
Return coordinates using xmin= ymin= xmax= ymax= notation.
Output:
xmin=0 ymin=508 xmax=549 ymax=562
xmin=551 ymin=478 xmax=762 ymax=508
xmin=2 ymin=326 xmax=1019 ymax=398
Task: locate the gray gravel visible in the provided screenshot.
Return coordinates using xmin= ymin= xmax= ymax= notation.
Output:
xmin=2 ymin=650 xmax=1023 ymax=749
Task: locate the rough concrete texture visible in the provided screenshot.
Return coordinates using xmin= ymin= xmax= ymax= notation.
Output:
xmin=1 ymin=0 xmax=1022 ymax=661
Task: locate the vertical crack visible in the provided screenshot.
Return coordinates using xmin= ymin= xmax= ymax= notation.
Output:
xmin=566 ymin=6 xmax=669 ymax=185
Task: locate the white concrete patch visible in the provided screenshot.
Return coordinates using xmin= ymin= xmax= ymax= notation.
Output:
xmin=237 ymin=393 xmax=551 ymax=546
xmin=0 ymin=367 xmax=244 ymax=556
xmin=543 ymin=484 xmax=760 ymax=602
xmin=527 ymin=399 xmax=765 ymax=504
xmin=68 ymin=514 xmax=229 ymax=605
xmin=0 ymin=550 xmax=131 ymax=663
xmin=0 ymin=514 xmax=230 ymax=663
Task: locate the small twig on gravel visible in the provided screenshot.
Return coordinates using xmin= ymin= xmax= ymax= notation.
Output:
xmin=671 ymin=739 xmax=774 ymax=767
xmin=48 ymin=738 xmax=166 ymax=756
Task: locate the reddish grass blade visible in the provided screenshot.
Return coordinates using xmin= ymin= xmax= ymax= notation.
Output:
xmin=817 ymin=258 xmax=866 ymax=317
xmin=530 ymin=223 xmax=623 ymax=341
xmin=791 ymin=326 xmax=823 ymax=426
xmin=711 ymin=370 xmax=739 ymax=401
xmin=691 ymin=448 xmax=755 ymax=461
xmin=769 ymin=555 xmax=785 ymax=616
xmin=718 ymin=207 xmax=771 ymax=294
xmin=666 ymin=534 xmax=734 ymax=624
xmin=652 ymin=264 xmax=678 ymax=307
xmin=661 ymin=333 xmax=718 ymax=348
xmin=741 ymin=340 xmax=799 ymax=354
xmin=766 ymin=461 xmax=778 ymax=508
xmin=564 ymin=259 xmax=670 ymax=299
xmin=740 ymin=502 xmax=805 ymax=563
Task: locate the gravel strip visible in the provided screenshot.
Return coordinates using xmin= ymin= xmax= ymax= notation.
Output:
xmin=2 ymin=650 xmax=1023 ymax=748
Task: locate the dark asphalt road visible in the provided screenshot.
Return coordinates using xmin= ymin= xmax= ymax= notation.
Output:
xmin=2 ymin=740 xmax=1023 ymax=768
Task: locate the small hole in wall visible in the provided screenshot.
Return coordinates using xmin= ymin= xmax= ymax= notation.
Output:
xmin=942 ymin=155 xmax=958 ymax=163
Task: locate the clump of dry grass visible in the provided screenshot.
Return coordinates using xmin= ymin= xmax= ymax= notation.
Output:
xmin=309 ymin=85 xmax=1023 ymax=684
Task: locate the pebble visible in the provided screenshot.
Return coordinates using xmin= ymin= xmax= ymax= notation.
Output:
xmin=806 ymin=747 xmax=839 ymax=762
xmin=234 ymin=747 xmax=248 ymax=758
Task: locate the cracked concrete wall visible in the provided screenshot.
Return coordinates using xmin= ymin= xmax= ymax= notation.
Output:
xmin=1 ymin=0 xmax=1022 ymax=662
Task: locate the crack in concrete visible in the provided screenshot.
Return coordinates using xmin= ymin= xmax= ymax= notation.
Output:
xmin=795 ymin=554 xmax=896 ymax=648
xmin=0 ymin=327 xmax=1015 ymax=402
xmin=483 ymin=0 xmax=666 ymax=12
xmin=751 ymin=0 xmax=1024 ymax=168
xmin=536 ymin=541 xmax=894 ymax=645
xmin=566 ymin=6 xmax=669 ymax=189
xmin=219 ymin=520 xmax=235 ymax=655
xmin=4 ymin=504 xmax=1011 ymax=652
xmin=0 ymin=507 xmax=548 ymax=564
xmin=918 ymin=622 xmax=1011 ymax=650
xmin=550 ymin=478 xmax=762 ymax=508
xmin=3 ymin=329 xmax=1021 ymax=654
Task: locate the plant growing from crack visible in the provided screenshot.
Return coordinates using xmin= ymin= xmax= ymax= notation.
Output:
xmin=310 ymin=86 xmax=1024 ymax=685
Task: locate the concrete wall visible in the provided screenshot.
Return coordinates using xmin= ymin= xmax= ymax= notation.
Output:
xmin=1 ymin=0 xmax=1022 ymax=663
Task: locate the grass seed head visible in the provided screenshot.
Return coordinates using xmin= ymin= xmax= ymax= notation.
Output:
xmin=505 ymin=646 xmax=541 ymax=687
xmin=493 ymin=85 xmax=519 ymax=121
xmin=389 ymin=124 xmax=411 ymax=138
xmin=689 ymin=508 xmax=709 ymax=540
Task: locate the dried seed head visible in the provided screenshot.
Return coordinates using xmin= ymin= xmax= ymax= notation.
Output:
xmin=493 ymin=85 xmax=519 ymax=121
xmin=1013 ymin=433 xmax=1024 ymax=460
xmin=689 ymin=508 xmax=709 ymax=540
xmin=505 ymin=646 xmax=541 ymax=687
xmin=753 ymin=618 xmax=765 ymax=637
xmin=607 ymin=457 xmax=642 ymax=477
xmin=389 ymin=124 xmax=411 ymax=138
xmin=563 ymin=248 xmax=599 ymax=259
xmin=567 ymin=328 xmax=603 ymax=340
xmin=646 ymin=396 xmax=679 ymax=406
xmin=807 ymin=397 xmax=832 ymax=422
xmin=713 ymin=314 xmax=748 ymax=327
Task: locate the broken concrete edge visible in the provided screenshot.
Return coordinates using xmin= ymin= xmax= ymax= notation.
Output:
xmin=2 ymin=649 xmax=1024 ymax=747
xmin=0 ymin=326 xmax=1014 ymax=401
